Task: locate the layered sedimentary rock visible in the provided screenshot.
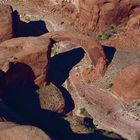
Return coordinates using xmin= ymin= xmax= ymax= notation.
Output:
xmin=46 ymin=31 xmax=108 ymax=78
xmin=77 ymin=0 xmax=140 ymax=33
xmin=49 ymin=0 xmax=140 ymax=52
xmin=113 ymin=65 xmax=140 ymax=103
xmin=0 ymin=122 xmax=50 ymax=140
xmin=38 ymin=83 xmax=65 ymax=114
xmin=0 ymin=30 xmax=108 ymax=85
xmin=0 ymin=35 xmax=51 ymax=86
xmin=0 ymin=4 xmax=13 ymax=43
xmin=102 ymin=14 xmax=140 ymax=52
xmin=69 ymin=62 xmax=140 ymax=140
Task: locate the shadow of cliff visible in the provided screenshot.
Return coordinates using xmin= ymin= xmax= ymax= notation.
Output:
xmin=103 ymin=46 xmax=116 ymax=64
xmin=48 ymin=48 xmax=85 ymax=86
xmin=2 ymin=62 xmax=123 ymax=140
xmin=12 ymin=10 xmax=48 ymax=37
xmin=3 ymin=62 xmax=73 ymax=140
xmin=48 ymin=48 xmax=85 ymax=114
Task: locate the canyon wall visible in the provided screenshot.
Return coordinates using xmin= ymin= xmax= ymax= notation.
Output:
xmin=50 ymin=0 xmax=79 ymax=10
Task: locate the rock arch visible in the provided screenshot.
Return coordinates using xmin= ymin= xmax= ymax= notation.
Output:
xmin=0 ymin=31 xmax=108 ymax=86
xmin=45 ymin=31 xmax=108 ymax=78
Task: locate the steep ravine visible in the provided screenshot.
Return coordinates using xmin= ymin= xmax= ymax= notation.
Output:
xmin=43 ymin=8 xmax=140 ymax=140
xmin=1 ymin=1 xmax=140 ymax=140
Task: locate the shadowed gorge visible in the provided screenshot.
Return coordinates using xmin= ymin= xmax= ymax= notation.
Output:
xmin=13 ymin=10 xmax=49 ymax=37
xmin=0 ymin=1 xmax=140 ymax=140
xmin=2 ymin=62 xmax=123 ymax=140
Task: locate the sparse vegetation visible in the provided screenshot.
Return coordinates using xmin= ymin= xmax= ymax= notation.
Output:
xmin=108 ymin=83 xmax=114 ymax=89
xmin=98 ymin=25 xmax=117 ymax=40
xmin=76 ymin=13 xmax=80 ymax=19
xmin=24 ymin=15 xmax=31 ymax=22
xmin=87 ymin=127 xmax=95 ymax=133
xmin=107 ymin=111 xmax=112 ymax=115
xmin=103 ymin=131 xmax=122 ymax=139
xmin=80 ymin=108 xmax=92 ymax=118
xmin=137 ymin=102 xmax=140 ymax=107
xmin=51 ymin=43 xmax=61 ymax=56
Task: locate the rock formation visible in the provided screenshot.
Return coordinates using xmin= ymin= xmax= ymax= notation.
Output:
xmin=38 ymin=83 xmax=65 ymax=114
xmin=113 ymin=65 xmax=140 ymax=103
xmin=48 ymin=0 xmax=140 ymax=52
xmin=69 ymin=62 xmax=140 ymax=140
xmin=0 ymin=1 xmax=140 ymax=140
xmin=0 ymin=5 xmax=13 ymax=43
xmin=102 ymin=14 xmax=140 ymax=52
xmin=46 ymin=31 xmax=108 ymax=79
xmin=0 ymin=122 xmax=51 ymax=140
xmin=0 ymin=35 xmax=51 ymax=86
xmin=75 ymin=0 xmax=140 ymax=33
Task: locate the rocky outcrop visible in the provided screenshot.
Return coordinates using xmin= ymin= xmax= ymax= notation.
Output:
xmin=65 ymin=114 xmax=90 ymax=134
xmin=53 ymin=0 xmax=140 ymax=52
xmin=0 ymin=2 xmax=139 ymax=140
xmin=102 ymin=14 xmax=140 ymax=52
xmin=46 ymin=31 xmax=108 ymax=79
xmin=0 ymin=30 xmax=109 ymax=85
xmin=69 ymin=66 xmax=140 ymax=140
xmin=38 ymin=83 xmax=65 ymax=114
xmin=113 ymin=65 xmax=140 ymax=103
xmin=0 ymin=122 xmax=51 ymax=140
xmin=77 ymin=0 xmax=140 ymax=34
xmin=0 ymin=4 xmax=13 ymax=43
xmin=0 ymin=35 xmax=51 ymax=86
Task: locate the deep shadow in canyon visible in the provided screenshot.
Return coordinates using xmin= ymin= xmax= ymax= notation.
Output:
xmin=0 ymin=12 xmax=124 ymax=139
xmin=103 ymin=46 xmax=116 ymax=64
xmin=12 ymin=10 xmax=48 ymax=37
xmin=1 ymin=62 xmax=123 ymax=140
xmin=48 ymin=48 xmax=85 ymax=114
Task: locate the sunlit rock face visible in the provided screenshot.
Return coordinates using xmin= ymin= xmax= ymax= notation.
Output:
xmin=76 ymin=0 xmax=140 ymax=34
xmin=0 ymin=122 xmax=51 ymax=140
xmin=0 ymin=5 xmax=13 ymax=43
xmin=0 ymin=35 xmax=51 ymax=87
xmin=50 ymin=0 xmax=79 ymax=11
xmin=113 ymin=65 xmax=140 ymax=103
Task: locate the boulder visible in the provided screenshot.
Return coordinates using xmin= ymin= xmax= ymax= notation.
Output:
xmin=0 ymin=5 xmax=13 ymax=43
xmin=0 ymin=122 xmax=51 ymax=140
xmin=113 ymin=65 xmax=140 ymax=103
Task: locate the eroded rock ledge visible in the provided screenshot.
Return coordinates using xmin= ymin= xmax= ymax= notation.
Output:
xmin=0 ymin=2 xmax=140 ymax=140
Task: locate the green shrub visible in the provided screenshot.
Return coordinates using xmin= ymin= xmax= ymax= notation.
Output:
xmin=80 ymin=108 xmax=92 ymax=118
xmin=98 ymin=25 xmax=117 ymax=41
xmin=137 ymin=102 xmax=140 ymax=107
xmin=108 ymin=83 xmax=114 ymax=89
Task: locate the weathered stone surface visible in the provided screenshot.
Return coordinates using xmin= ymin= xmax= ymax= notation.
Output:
xmin=77 ymin=0 xmax=140 ymax=34
xmin=102 ymin=14 xmax=140 ymax=52
xmin=0 ymin=122 xmax=51 ymax=140
xmin=65 ymin=114 xmax=90 ymax=134
xmin=46 ymin=31 xmax=108 ymax=79
xmin=0 ymin=35 xmax=51 ymax=86
xmin=69 ymin=65 xmax=140 ymax=140
xmin=0 ymin=4 xmax=13 ymax=43
xmin=38 ymin=83 xmax=65 ymax=114
xmin=113 ymin=65 xmax=140 ymax=103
